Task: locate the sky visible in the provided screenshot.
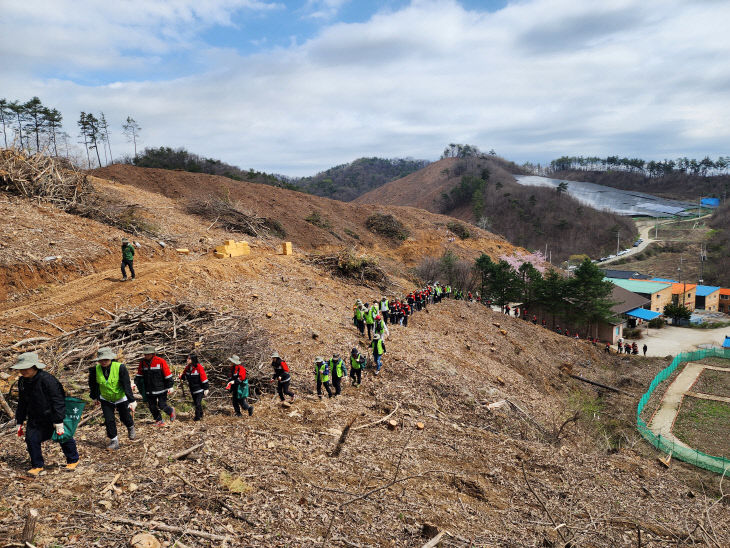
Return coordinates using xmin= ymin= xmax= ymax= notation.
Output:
xmin=1 ymin=0 xmax=729 ymax=176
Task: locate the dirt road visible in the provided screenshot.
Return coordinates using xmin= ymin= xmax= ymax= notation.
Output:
xmin=634 ymin=325 xmax=730 ymax=357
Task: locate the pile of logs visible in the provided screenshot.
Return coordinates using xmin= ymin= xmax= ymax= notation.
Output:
xmin=0 ymin=147 xmax=93 ymax=209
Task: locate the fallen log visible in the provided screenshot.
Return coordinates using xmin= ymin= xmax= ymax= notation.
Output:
xmin=352 ymin=402 xmax=399 ymax=432
xmin=568 ymin=374 xmax=632 ymax=395
xmin=74 ymin=511 xmax=230 ymax=542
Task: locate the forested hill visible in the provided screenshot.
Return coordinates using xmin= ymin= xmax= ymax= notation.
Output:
xmin=290 ymin=157 xmax=430 ymax=201
xmin=706 ymin=201 xmax=730 ymax=286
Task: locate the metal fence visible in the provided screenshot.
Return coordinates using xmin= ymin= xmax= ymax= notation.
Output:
xmin=636 ymin=348 xmax=730 ymax=474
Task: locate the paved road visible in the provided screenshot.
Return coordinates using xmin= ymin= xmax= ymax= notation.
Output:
xmin=632 ymin=325 xmax=730 ymax=357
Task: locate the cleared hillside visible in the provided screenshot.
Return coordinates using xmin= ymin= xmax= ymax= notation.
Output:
xmin=356 ymin=158 xmax=636 ymax=262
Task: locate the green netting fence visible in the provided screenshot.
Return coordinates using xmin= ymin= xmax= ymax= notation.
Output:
xmin=636 ymin=347 xmax=730 ymax=475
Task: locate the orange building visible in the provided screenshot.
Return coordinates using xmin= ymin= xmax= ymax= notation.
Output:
xmin=671 ymin=283 xmax=696 ymax=311
xmin=720 ymin=288 xmax=730 ymax=314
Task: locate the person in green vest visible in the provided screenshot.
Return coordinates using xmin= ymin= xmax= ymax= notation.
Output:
xmin=88 ymin=347 xmax=136 ymax=450
xmin=329 ymin=353 xmax=347 ymax=396
xmin=364 ymin=301 xmax=377 ymax=340
xmin=371 ymin=333 xmax=386 ymax=375
xmin=349 ymin=347 xmax=366 ymax=387
xmin=353 ymin=299 xmax=365 ymax=336
xmin=314 ymin=357 xmax=332 ymax=399
xmin=121 ymin=238 xmax=135 ymax=282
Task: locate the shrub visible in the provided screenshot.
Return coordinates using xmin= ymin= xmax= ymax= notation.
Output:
xmin=365 ymin=213 xmax=410 ymax=241
xmin=305 ymin=210 xmax=331 ymax=229
xmin=647 ymin=317 xmax=665 ymax=328
xmin=623 ymin=327 xmax=642 ymax=339
xmin=447 ymin=221 xmax=471 ymax=239
xmin=343 ymin=228 xmax=360 ymax=240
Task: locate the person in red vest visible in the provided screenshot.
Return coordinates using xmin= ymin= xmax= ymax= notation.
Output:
xmin=134 ymin=345 xmax=175 ymax=427
xmin=226 ymin=355 xmax=253 ymax=416
xmin=180 ymin=353 xmax=209 ymax=421
xmin=270 ymin=352 xmax=294 ymax=402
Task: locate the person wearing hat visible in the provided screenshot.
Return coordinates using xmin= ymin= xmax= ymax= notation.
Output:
xmin=364 ymin=302 xmax=377 ymax=340
xmin=13 ymin=352 xmax=79 ymax=475
xmin=379 ymin=296 xmax=390 ymax=325
xmin=374 ymin=313 xmax=389 ymax=340
xmin=134 ymin=345 xmax=175 ymax=426
xmin=88 ymin=347 xmax=136 ymax=450
xmin=349 ymin=347 xmax=366 ymax=387
xmin=270 ymin=352 xmax=294 ymax=402
xmin=353 ymin=300 xmax=365 ymax=337
xmin=180 ymin=353 xmax=210 ymax=421
xmin=225 ymin=355 xmax=253 ymax=416
xmin=121 ymin=238 xmax=135 ymax=282
xmin=328 ymin=353 xmax=347 ymax=397
xmin=314 ymin=357 xmax=332 ymax=399
xmin=370 ymin=333 xmax=386 ymax=375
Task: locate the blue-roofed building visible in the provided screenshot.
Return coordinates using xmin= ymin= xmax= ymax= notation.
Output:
xmin=695 ymin=285 xmax=721 ymax=311
xmin=722 ymin=336 xmax=730 ymax=349
xmin=701 ymin=197 xmax=720 ymax=208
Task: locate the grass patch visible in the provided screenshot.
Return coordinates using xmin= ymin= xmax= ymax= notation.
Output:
xmin=343 ymin=228 xmax=360 ymax=240
xmin=305 ymin=210 xmax=332 ymax=229
xmin=691 ymin=367 xmax=730 ymax=398
xmin=673 ymin=397 xmax=730 ymax=457
xmin=365 ymin=213 xmax=410 ymax=241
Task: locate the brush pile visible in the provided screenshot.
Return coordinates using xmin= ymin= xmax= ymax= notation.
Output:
xmin=186 ymin=198 xmax=286 ymax=238
xmin=306 ymin=248 xmax=387 ymax=287
xmin=0 ymin=148 xmax=93 ymax=209
xmin=0 ymin=300 xmax=273 ymax=418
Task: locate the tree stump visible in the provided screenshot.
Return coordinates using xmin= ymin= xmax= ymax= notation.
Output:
xmin=22 ymin=508 xmax=38 ymax=544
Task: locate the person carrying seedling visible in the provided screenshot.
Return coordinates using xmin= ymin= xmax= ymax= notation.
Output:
xmin=329 ymin=353 xmax=347 ymax=397
xmin=349 ymin=347 xmax=366 ymax=387
xmin=180 ymin=353 xmax=209 ymax=421
xmin=270 ymin=352 xmax=295 ymax=402
xmin=88 ymin=347 xmax=136 ymax=450
xmin=13 ymin=352 xmax=80 ymax=475
xmin=225 ymin=355 xmax=253 ymax=416
xmin=314 ymin=357 xmax=333 ymax=399
xmin=121 ymin=237 xmax=135 ymax=281
xmin=134 ymin=345 xmax=175 ymax=426
xmin=371 ymin=333 xmax=386 ymax=375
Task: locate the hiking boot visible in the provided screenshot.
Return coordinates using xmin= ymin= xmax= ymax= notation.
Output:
xmin=121 ymin=277 xmax=128 ymax=282
xmin=28 ymin=467 xmax=44 ymax=476
xmin=66 ymin=461 xmax=79 ymax=471
xmin=154 ymin=420 xmax=166 ymax=427
xmin=235 ymin=412 xmax=242 ymax=417
xmin=107 ymin=438 xmax=120 ymax=451
xmin=127 ymin=425 xmax=136 ymax=440
xmin=169 ymin=408 xmax=176 ymax=422
xmin=248 ymin=406 xmax=254 ymax=416
xmin=289 ymin=394 xmax=295 ymax=402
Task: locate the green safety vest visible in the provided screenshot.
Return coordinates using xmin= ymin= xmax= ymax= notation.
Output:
xmin=350 ymin=354 xmax=363 ymax=370
xmin=365 ymin=306 xmax=377 ymax=324
xmin=315 ymin=362 xmax=329 ymax=383
xmin=96 ymin=361 xmax=126 ymax=402
xmin=354 ymin=306 xmax=364 ymax=320
xmin=381 ymin=299 xmax=389 ymax=311
xmin=371 ymin=339 xmax=384 ymax=355
xmin=329 ymin=358 xmax=345 ymax=378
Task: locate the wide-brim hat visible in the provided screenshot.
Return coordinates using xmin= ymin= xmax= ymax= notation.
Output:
xmin=141 ymin=345 xmax=156 ymax=354
xmin=122 ymin=238 xmax=129 ymax=243
xmin=373 ymin=334 xmax=381 ymax=340
xmin=315 ymin=356 xmax=324 ymax=363
xmin=97 ymin=347 xmax=116 ymax=361
xmin=270 ymin=352 xmax=280 ymax=359
xmin=228 ymin=355 xmax=242 ymax=365
xmin=11 ymin=351 xmax=46 ymax=370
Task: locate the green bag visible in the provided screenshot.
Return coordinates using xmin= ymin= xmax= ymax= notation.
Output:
xmin=134 ymin=377 xmax=147 ymax=402
xmin=52 ymin=397 xmax=86 ymax=443
xmin=236 ymin=380 xmax=249 ymax=399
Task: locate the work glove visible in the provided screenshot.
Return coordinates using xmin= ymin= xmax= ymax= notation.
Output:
xmin=94 ymin=399 xmax=100 ymax=406
xmin=128 ymin=401 xmax=137 ymax=412
xmin=167 ymin=388 xmax=174 ymax=396
xmin=17 ymin=424 xmax=24 ymax=437
xmin=203 ymin=390 xmax=209 ymax=396
xmin=132 ymin=384 xmax=138 ymax=393
xmin=225 ymin=382 xmax=233 ymax=391
xmin=54 ymin=423 xmax=65 ymax=436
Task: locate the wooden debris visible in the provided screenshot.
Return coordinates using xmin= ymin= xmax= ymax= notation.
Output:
xmin=387 ymin=419 xmax=398 ymax=430
xmin=170 ymin=442 xmax=204 ymax=461
xmin=21 ymin=508 xmax=38 ymax=545
xmin=415 ymin=422 xmax=425 ymax=430
xmin=352 ymin=402 xmax=400 ymax=431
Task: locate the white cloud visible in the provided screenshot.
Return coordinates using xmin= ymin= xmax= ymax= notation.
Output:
xmin=2 ymin=0 xmax=730 ymax=175
xmin=303 ymin=0 xmax=350 ymax=20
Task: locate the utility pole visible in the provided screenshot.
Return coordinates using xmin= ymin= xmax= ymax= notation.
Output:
xmin=678 ymin=256 xmax=685 ymax=308
xmin=616 ymin=230 xmax=620 ymax=256
xmin=699 ymin=244 xmax=706 ymax=285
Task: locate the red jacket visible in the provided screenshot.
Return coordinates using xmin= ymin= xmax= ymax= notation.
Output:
xmin=180 ymin=363 xmax=209 ymax=394
xmin=229 ymin=364 xmax=247 ymax=385
xmin=135 ymin=355 xmax=174 ymax=395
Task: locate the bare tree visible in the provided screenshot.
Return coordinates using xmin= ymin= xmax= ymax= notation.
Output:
xmin=99 ymin=112 xmax=113 ymax=163
xmin=0 ymin=98 xmax=10 ymax=148
xmin=122 ymin=116 xmax=141 ymax=159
